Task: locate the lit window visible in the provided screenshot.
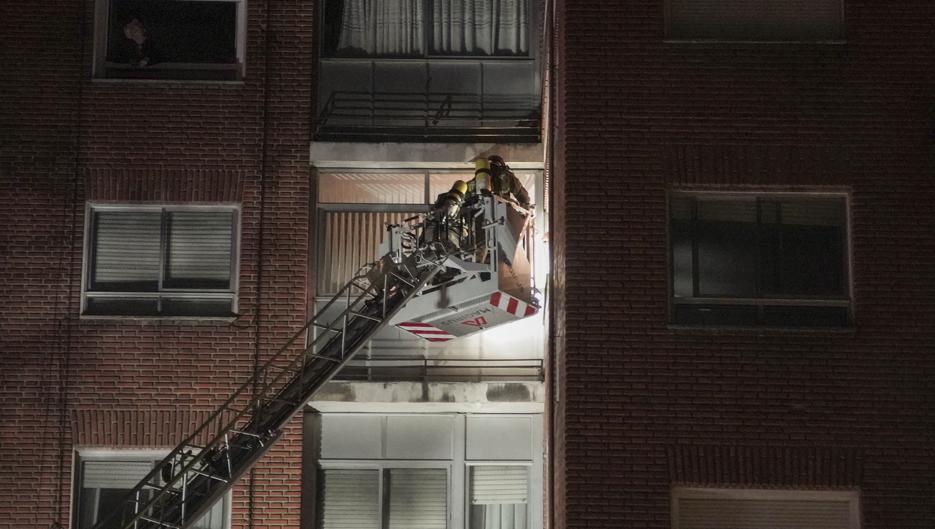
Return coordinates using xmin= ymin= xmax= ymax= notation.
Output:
xmin=672 ymin=487 xmax=860 ymax=529
xmin=665 ymin=0 xmax=844 ymax=41
xmin=94 ymin=0 xmax=246 ymax=80
xmin=76 ymin=454 xmax=229 ymax=529
xmin=318 ymin=467 xmax=447 ymax=529
xmin=469 ymin=465 xmax=528 ymax=529
xmin=670 ymin=193 xmax=850 ymax=327
xmin=82 ymin=205 xmax=239 ymax=317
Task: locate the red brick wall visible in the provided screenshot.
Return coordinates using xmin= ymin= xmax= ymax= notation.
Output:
xmin=552 ymin=1 xmax=935 ymax=528
xmin=0 ymin=1 xmax=314 ymax=528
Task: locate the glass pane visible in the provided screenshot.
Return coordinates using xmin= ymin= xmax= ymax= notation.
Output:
xmin=764 ymin=199 xmax=846 ymax=297
xmin=429 ymin=172 xmax=476 ymax=201
xmin=324 ymin=0 xmax=425 ymax=57
xmin=762 ymin=305 xmax=850 ymax=327
xmin=669 ymin=196 xmax=693 ymax=298
xmin=107 ymin=0 xmax=237 ymax=65
xmin=190 ymin=496 xmax=226 ymax=529
xmin=667 ymin=0 xmax=844 ymax=40
xmin=84 ymin=297 xmax=160 ymax=316
xmin=470 ymin=466 xmax=528 ymax=529
xmin=386 ymin=468 xmax=447 ymax=529
xmin=91 ymin=211 xmax=161 ymax=292
xmin=162 ymin=298 xmax=233 ymax=317
xmin=695 ymin=200 xmax=757 ymax=297
xmin=430 ymin=0 xmax=529 ymax=56
xmin=164 ymin=211 xmax=233 ymax=289
xmin=470 ymin=504 xmax=527 ymax=529
xmin=672 ymin=304 xmax=758 ymax=326
xmin=318 ymin=210 xmax=423 ymax=294
xmin=320 ymin=469 xmax=380 ymax=529
xmin=319 ymin=172 xmax=426 ymax=204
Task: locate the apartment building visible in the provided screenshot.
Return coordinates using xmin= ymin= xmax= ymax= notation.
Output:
xmin=1 ymin=1 xmax=546 ymax=529
xmin=3 ymin=1 xmax=935 ymax=529
xmin=551 ymin=0 xmax=935 ymax=528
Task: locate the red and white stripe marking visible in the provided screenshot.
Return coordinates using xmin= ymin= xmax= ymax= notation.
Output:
xmin=490 ymin=292 xmax=538 ymax=318
xmin=397 ymin=322 xmax=455 ymax=342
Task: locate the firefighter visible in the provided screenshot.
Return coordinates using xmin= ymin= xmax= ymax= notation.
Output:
xmin=468 ymin=155 xmax=532 ymax=209
xmin=423 ymin=180 xmax=468 ymax=249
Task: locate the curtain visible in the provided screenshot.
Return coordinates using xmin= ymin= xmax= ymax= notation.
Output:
xmin=337 ymin=0 xmax=425 ymax=56
xmin=432 ymin=0 xmax=528 ymax=55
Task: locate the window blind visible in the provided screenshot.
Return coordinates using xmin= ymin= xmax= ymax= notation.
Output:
xmin=320 ymin=469 xmax=380 ymax=529
xmin=165 ymin=211 xmax=233 ymax=288
xmin=386 ymin=468 xmax=447 ymax=529
xmin=470 ymin=466 xmax=528 ymax=504
xmin=83 ymin=460 xmax=154 ymax=489
xmin=91 ymin=211 xmax=161 ymax=288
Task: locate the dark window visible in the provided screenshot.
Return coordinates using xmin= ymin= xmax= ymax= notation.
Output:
xmin=322 ymin=0 xmax=529 ymax=58
xmin=83 ymin=207 xmax=238 ymax=317
xmin=666 ymin=0 xmax=844 ymax=41
xmin=98 ymin=0 xmax=243 ymax=80
xmin=670 ymin=194 xmax=850 ymax=327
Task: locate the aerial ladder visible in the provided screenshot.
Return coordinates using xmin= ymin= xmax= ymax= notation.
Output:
xmin=92 ymin=192 xmax=540 ymax=529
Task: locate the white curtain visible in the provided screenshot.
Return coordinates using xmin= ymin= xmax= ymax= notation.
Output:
xmin=337 ymin=0 xmax=425 ymax=55
xmin=432 ymin=0 xmax=528 ymax=55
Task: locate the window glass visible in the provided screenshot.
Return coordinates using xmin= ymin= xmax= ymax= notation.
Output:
xmin=673 ymin=488 xmax=859 ymax=529
xmin=667 ymin=0 xmax=844 ymax=41
xmin=320 ymin=172 xmax=427 ymax=204
xmin=323 ymin=0 xmax=529 ymax=57
xmin=84 ymin=207 xmax=238 ymax=317
xmin=669 ymin=194 xmax=849 ymax=327
xmin=386 ymin=469 xmax=447 ymax=529
xmin=469 ymin=466 xmax=528 ymax=529
xmin=99 ymin=0 xmax=243 ymax=80
xmin=77 ymin=458 xmax=227 ymax=529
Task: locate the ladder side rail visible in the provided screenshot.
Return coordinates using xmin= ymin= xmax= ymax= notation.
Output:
xmin=138 ymin=258 xmax=448 ymax=529
xmin=94 ymin=266 xmax=384 ymax=529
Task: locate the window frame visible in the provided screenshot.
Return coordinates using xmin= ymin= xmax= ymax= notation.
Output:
xmin=671 ymin=487 xmax=861 ymax=529
xmin=92 ymin=0 xmax=248 ymax=82
xmin=317 ymin=461 xmax=452 ymax=529
xmin=464 ymin=461 xmax=532 ymax=529
xmin=80 ymin=203 xmax=241 ymax=318
xmin=319 ymin=0 xmax=537 ymax=60
xmin=667 ymin=191 xmax=853 ymax=328
xmin=73 ymin=449 xmax=232 ymax=529
xmin=662 ymin=0 xmax=847 ymax=43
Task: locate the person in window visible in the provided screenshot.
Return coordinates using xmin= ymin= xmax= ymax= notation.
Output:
xmin=115 ymin=17 xmax=164 ymax=67
xmin=468 ymin=155 xmax=532 ymax=210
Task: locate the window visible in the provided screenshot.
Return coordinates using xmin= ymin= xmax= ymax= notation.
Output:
xmin=318 ymin=467 xmax=448 ymax=529
xmin=322 ymin=0 xmax=529 ymax=58
xmin=468 ymin=465 xmax=528 ymax=529
xmin=82 ymin=205 xmax=239 ymax=317
xmin=665 ymin=0 xmax=844 ymax=41
xmin=669 ymin=193 xmax=850 ymax=327
xmin=76 ymin=453 xmax=229 ymax=529
xmin=94 ymin=0 xmax=246 ymax=80
xmin=672 ymin=488 xmax=860 ymax=529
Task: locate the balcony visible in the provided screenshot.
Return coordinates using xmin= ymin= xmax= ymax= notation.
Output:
xmin=315 ymin=59 xmax=542 ymax=143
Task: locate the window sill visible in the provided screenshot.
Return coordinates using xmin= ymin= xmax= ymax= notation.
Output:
xmin=79 ymin=314 xmax=240 ymax=325
xmin=666 ymin=323 xmax=856 ymax=336
xmin=91 ymin=77 xmax=245 ymax=86
xmin=662 ymin=38 xmax=847 ymax=45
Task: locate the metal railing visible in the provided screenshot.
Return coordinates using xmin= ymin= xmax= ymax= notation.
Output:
xmin=334 ymin=356 xmax=544 ymax=382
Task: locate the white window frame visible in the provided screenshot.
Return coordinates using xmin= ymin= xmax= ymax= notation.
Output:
xmin=92 ymin=0 xmax=247 ymax=81
xmin=74 ymin=449 xmax=232 ymax=529
xmin=668 ymin=190 xmax=853 ymax=327
xmin=464 ymin=461 xmax=532 ymax=529
xmin=80 ymin=203 xmax=241 ymax=318
xmin=671 ymin=487 xmax=861 ymax=529
xmin=317 ymin=460 xmax=452 ymax=529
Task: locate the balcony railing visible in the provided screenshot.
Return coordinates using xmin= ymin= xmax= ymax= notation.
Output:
xmin=315 ymin=58 xmax=542 ymax=142
xmin=333 ymin=356 xmax=544 ymax=382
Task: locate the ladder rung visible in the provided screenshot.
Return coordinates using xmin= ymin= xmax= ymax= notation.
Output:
xmin=187 ymin=468 xmax=229 ymax=483
xmin=307 ymin=353 xmax=341 ymax=363
xmin=312 ymin=321 xmax=344 ymax=333
xmin=138 ymin=516 xmax=181 ymax=529
xmin=349 ymin=311 xmax=382 ymax=322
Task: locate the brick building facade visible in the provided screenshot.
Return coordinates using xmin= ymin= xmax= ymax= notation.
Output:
xmin=2 ymin=1 xmax=934 ymax=529
xmin=551 ymin=0 xmax=935 ymax=528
